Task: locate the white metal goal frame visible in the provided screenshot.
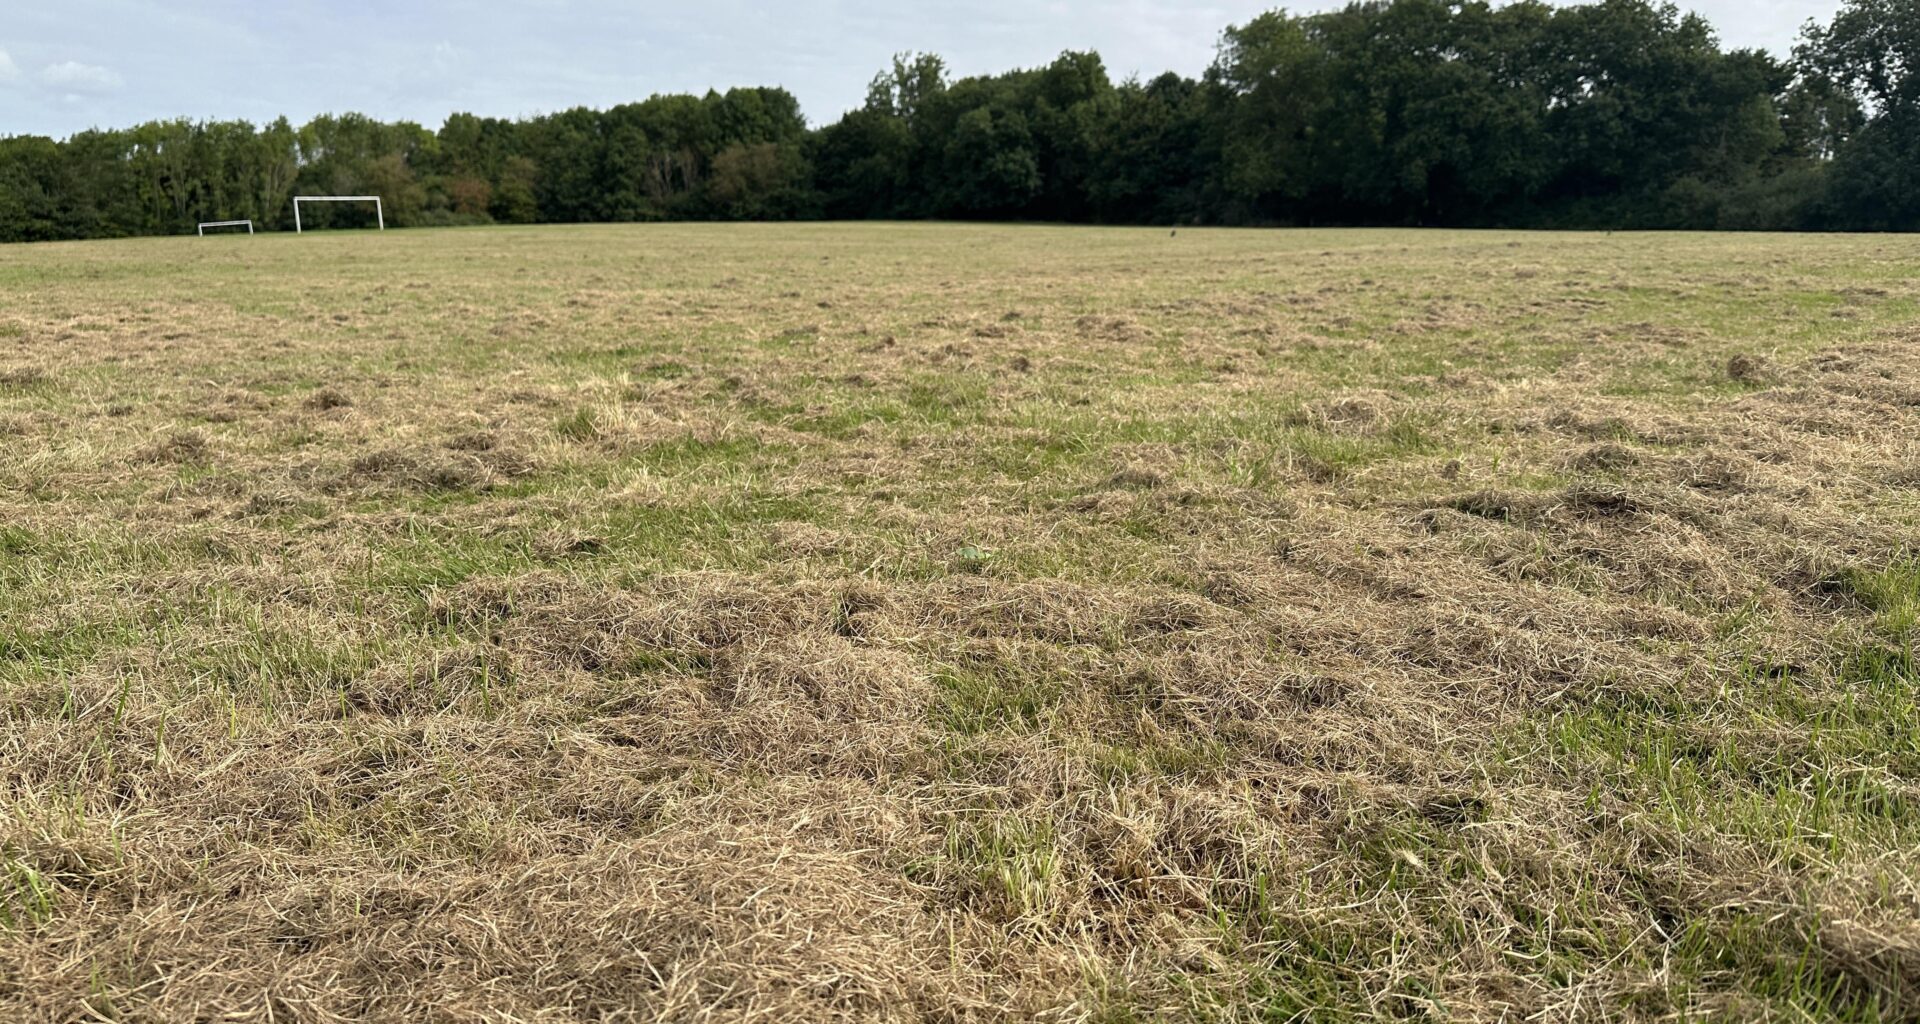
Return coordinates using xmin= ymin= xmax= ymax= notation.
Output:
xmin=293 ymin=196 xmax=384 ymax=233
xmin=197 ymin=219 xmax=254 ymax=236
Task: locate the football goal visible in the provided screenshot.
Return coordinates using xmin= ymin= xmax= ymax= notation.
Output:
xmin=197 ymin=219 xmax=254 ymax=236
xmin=293 ymin=196 xmax=384 ymax=233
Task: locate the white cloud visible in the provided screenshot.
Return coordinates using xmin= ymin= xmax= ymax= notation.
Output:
xmin=0 ymin=49 xmax=19 ymax=82
xmin=40 ymin=60 xmax=121 ymax=93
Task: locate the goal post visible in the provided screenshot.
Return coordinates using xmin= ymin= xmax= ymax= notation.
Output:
xmin=197 ymin=219 xmax=254 ymax=236
xmin=293 ymin=196 xmax=384 ymax=233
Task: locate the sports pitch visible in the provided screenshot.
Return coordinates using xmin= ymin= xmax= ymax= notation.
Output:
xmin=3 ymin=223 xmax=1919 ymax=1020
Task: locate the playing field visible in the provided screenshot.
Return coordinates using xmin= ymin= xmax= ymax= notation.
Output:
xmin=3 ymin=223 xmax=1918 ymax=1021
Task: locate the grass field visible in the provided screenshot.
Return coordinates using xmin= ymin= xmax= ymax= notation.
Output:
xmin=3 ymin=223 xmax=1919 ymax=1022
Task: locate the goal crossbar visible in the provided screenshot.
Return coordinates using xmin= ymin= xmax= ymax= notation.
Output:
xmin=197 ymin=219 xmax=254 ymax=236
xmin=293 ymin=196 xmax=384 ymax=233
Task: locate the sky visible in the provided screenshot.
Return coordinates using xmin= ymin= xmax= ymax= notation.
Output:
xmin=0 ymin=0 xmax=1846 ymax=140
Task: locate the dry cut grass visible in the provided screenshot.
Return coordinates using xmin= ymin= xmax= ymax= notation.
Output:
xmin=2 ymin=223 xmax=1919 ymax=1022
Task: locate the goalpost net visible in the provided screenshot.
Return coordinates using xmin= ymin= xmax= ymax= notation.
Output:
xmin=293 ymin=196 xmax=385 ymax=233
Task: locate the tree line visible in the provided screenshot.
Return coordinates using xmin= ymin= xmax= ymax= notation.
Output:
xmin=2 ymin=0 xmax=1915 ymax=242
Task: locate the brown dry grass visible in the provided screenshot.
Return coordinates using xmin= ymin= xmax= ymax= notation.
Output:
xmin=2 ymin=224 xmax=1919 ymax=1022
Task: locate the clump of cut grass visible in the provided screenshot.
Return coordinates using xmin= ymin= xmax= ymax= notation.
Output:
xmin=304 ymin=385 xmax=354 ymax=410
xmin=343 ymin=447 xmax=489 ymax=493
xmin=133 ymin=429 xmax=211 ymax=465
xmin=1726 ymin=351 xmax=1774 ymax=384
xmin=0 ymin=367 xmax=47 ymax=391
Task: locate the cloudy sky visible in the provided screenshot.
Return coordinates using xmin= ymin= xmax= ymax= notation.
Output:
xmin=0 ymin=1 xmax=1845 ymax=139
